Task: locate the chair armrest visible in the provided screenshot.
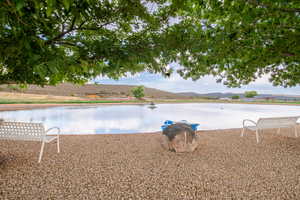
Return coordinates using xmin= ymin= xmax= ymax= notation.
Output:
xmin=243 ymin=119 xmax=257 ymax=128
xmin=46 ymin=127 xmax=60 ymax=136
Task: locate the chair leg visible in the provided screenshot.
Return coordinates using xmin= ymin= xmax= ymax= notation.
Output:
xmin=295 ymin=126 xmax=298 ymax=138
xmin=38 ymin=142 xmax=45 ymax=163
xmin=241 ymin=128 xmax=245 ymax=137
xmin=57 ymin=136 xmax=60 ymax=153
xmin=255 ymin=130 xmax=260 ymax=143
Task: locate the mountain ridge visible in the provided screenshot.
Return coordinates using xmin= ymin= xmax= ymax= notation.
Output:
xmin=177 ymin=92 xmax=300 ymax=100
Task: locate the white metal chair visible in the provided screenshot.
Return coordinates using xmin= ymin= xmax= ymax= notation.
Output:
xmin=241 ymin=116 xmax=300 ymax=143
xmin=0 ymin=122 xmax=60 ymax=163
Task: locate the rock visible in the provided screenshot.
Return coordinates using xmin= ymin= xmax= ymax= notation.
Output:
xmin=161 ymin=123 xmax=199 ymax=153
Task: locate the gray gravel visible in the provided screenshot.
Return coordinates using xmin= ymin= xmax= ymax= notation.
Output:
xmin=1 ymin=128 xmax=300 ymax=200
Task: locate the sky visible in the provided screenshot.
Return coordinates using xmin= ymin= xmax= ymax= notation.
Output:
xmin=89 ymin=3 xmax=300 ymax=96
xmin=95 ymin=64 xmax=300 ymax=95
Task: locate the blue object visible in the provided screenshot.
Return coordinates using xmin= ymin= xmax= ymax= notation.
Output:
xmin=164 ymin=120 xmax=173 ymax=125
xmin=161 ymin=120 xmax=199 ymax=131
xmin=191 ymin=123 xmax=199 ymax=131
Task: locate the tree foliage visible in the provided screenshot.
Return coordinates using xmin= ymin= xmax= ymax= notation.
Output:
xmin=231 ymin=95 xmax=240 ymax=100
xmin=0 ymin=0 xmax=183 ymax=85
xmin=176 ymin=0 xmax=300 ymax=87
xmin=0 ymin=0 xmax=299 ymax=87
xmin=244 ymin=91 xmax=258 ymax=98
xmin=131 ymin=85 xmax=144 ymax=99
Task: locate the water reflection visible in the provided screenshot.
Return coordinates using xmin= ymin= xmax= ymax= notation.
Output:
xmin=0 ymin=103 xmax=299 ymax=134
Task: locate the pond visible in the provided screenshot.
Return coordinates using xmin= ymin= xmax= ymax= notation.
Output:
xmin=0 ymin=103 xmax=299 ymax=134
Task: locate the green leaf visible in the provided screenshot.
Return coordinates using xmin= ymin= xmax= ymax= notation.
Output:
xmin=63 ymin=0 xmax=71 ymax=10
xmin=15 ymin=0 xmax=25 ymax=11
xmin=46 ymin=0 xmax=55 ymax=17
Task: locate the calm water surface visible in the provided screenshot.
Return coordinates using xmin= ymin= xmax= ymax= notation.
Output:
xmin=0 ymin=103 xmax=299 ymax=134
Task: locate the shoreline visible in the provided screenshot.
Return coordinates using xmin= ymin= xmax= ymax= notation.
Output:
xmin=0 ymin=101 xmax=300 ymax=112
xmin=0 ymin=102 xmax=148 ymax=112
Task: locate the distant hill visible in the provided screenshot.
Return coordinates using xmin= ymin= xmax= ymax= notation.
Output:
xmin=0 ymin=83 xmax=187 ymax=99
xmin=177 ymin=92 xmax=300 ymax=101
xmin=2 ymin=83 xmax=299 ymax=101
xmin=177 ymin=92 xmax=239 ymax=98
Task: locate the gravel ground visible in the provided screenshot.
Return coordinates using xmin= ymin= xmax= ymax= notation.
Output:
xmin=1 ymin=129 xmax=300 ymax=200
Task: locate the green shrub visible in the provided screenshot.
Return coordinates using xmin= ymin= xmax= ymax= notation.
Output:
xmin=244 ymin=91 xmax=258 ymax=98
xmin=231 ymin=95 xmax=240 ymax=99
xmin=131 ymin=86 xmax=145 ymax=99
xmin=7 ymin=84 xmax=19 ymax=91
xmin=7 ymin=84 xmax=28 ymax=92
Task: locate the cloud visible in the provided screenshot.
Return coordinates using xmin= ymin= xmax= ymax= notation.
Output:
xmin=95 ymin=71 xmax=300 ymax=95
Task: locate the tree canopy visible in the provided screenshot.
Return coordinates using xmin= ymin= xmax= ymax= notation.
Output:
xmin=176 ymin=0 xmax=300 ymax=87
xmin=0 ymin=0 xmax=299 ymax=87
xmin=244 ymin=91 xmax=258 ymax=98
xmin=231 ymin=95 xmax=240 ymax=100
xmin=0 ymin=0 xmax=182 ymax=85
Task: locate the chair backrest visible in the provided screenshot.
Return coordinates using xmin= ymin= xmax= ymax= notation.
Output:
xmin=257 ymin=116 xmax=300 ymax=129
xmin=0 ymin=122 xmax=45 ymax=141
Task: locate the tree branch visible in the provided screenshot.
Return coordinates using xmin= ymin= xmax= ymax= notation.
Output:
xmin=77 ymin=21 xmax=113 ymax=31
xmin=282 ymin=52 xmax=296 ymax=57
xmin=278 ymin=7 xmax=300 ymax=13
xmin=53 ymin=41 xmax=78 ymax=47
xmin=78 ymin=21 xmax=86 ymax=29
xmin=45 ymin=16 xmax=77 ymax=45
xmin=46 ymin=19 xmax=112 ymax=45
xmin=246 ymin=0 xmax=300 ymax=13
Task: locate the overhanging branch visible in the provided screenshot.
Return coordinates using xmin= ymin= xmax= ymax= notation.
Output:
xmin=45 ymin=16 xmax=77 ymax=45
xmin=246 ymin=0 xmax=300 ymax=13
